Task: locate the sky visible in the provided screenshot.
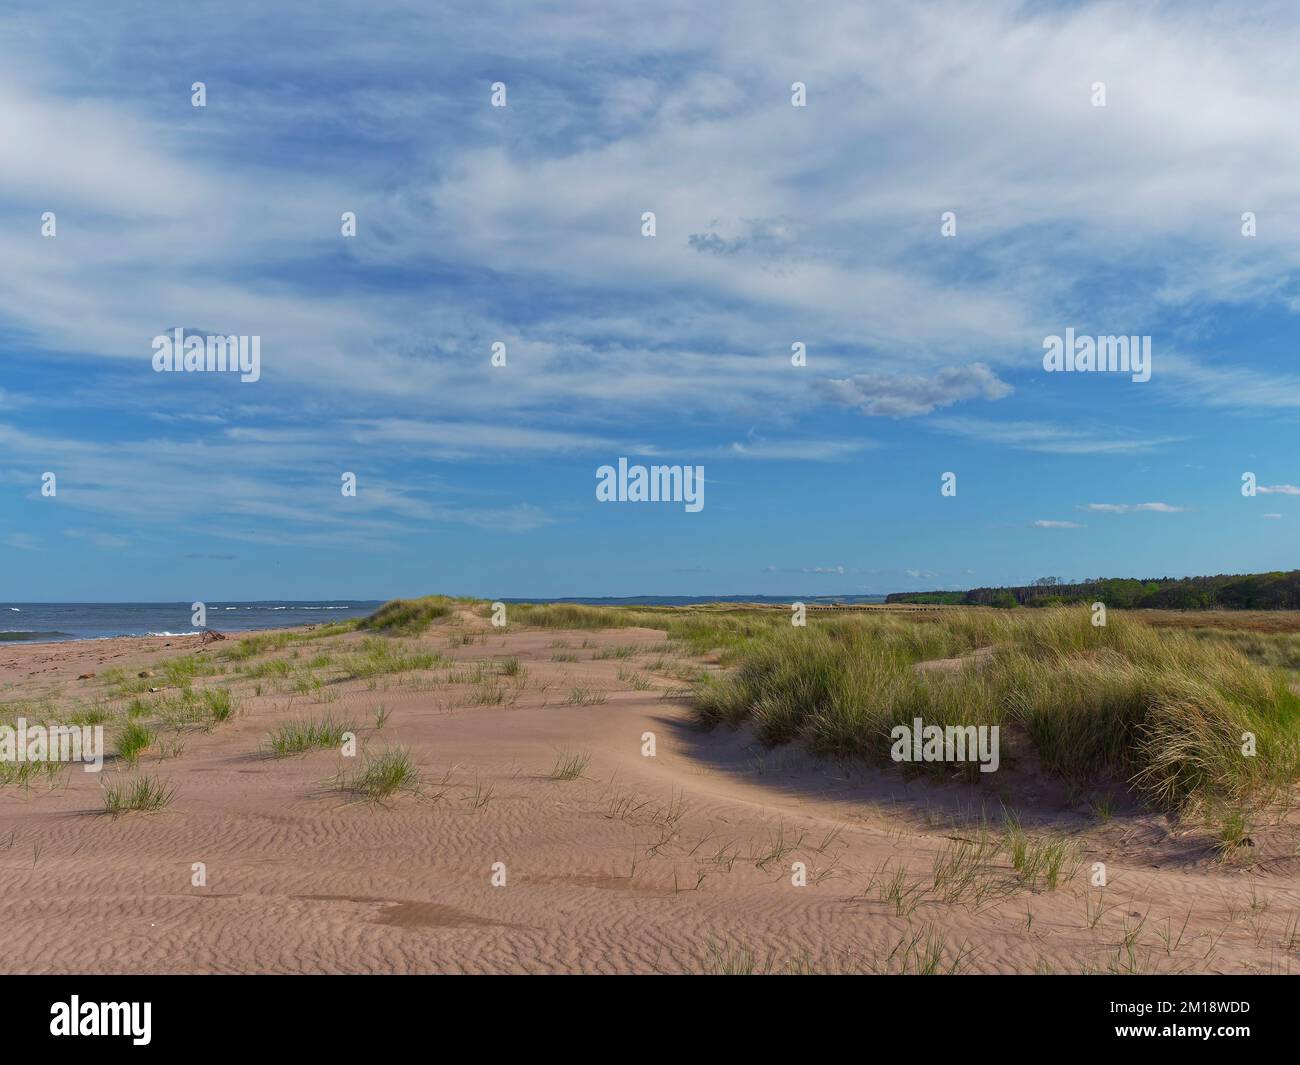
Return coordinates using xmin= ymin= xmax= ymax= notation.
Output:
xmin=2 ymin=0 xmax=1299 ymax=602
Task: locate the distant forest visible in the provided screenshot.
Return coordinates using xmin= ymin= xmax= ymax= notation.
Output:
xmin=885 ymin=571 xmax=1300 ymax=610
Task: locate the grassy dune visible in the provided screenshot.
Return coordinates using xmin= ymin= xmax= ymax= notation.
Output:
xmin=691 ymin=608 xmax=1300 ymax=815
xmin=499 ymin=600 xmax=783 ymax=656
xmin=359 ymin=595 xmax=477 ymax=636
xmin=458 ymin=599 xmax=1300 ymax=817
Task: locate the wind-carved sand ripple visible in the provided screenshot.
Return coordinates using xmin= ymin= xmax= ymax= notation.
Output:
xmin=1 ymin=620 xmax=1297 ymax=974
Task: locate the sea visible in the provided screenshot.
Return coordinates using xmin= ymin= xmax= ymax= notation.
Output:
xmin=0 ymin=602 xmax=385 ymax=643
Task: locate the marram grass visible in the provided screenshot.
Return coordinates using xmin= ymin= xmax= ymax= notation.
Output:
xmin=336 ymin=746 xmax=421 ymax=803
xmin=692 ymin=607 xmax=1300 ymax=814
xmin=262 ymin=714 xmax=355 ymax=758
xmin=102 ymin=774 xmax=177 ymax=816
xmin=359 ymin=595 xmax=477 ymax=636
xmin=360 ymin=596 xmax=1300 ymax=815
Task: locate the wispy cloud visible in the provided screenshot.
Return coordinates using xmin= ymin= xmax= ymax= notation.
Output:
xmin=817 ymin=364 xmax=1011 ymax=418
xmin=1160 ymin=355 xmax=1300 ymax=412
xmin=2 ymin=532 xmax=42 ymax=551
xmin=65 ymin=528 xmax=130 ymax=549
xmin=931 ymin=418 xmax=1181 ymax=455
xmin=345 ymin=420 xmax=626 ymax=459
xmin=5 ymin=2 xmax=1300 ymax=598
xmin=1078 ymin=503 xmax=1185 ymax=513
xmin=0 ymin=421 xmax=557 ymax=543
xmin=724 ymin=435 xmax=874 ymax=460
xmin=8 ymin=1 xmax=1300 ymax=428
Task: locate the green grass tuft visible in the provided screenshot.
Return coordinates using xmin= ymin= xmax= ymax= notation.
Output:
xmin=116 ymin=721 xmax=154 ymax=764
xmin=337 ymin=747 xmax=421 ymax=802
xmin=102 ymin=774 xmax=177 ymax=816
xmin=263 ymin=715 xmax=355 ymax=758
xmin=549 ymin=749 xmax=590 ymax=780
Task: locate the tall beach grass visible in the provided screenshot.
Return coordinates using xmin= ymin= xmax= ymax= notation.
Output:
xmin=693 ymin=608 xmax=1300 ymax=814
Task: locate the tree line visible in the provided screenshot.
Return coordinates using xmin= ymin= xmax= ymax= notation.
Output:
xmin=885 ymin=570 xmax=1300 ymax=610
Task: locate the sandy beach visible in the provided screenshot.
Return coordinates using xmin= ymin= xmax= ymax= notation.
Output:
xmin=0 ymin=607 xmax=1295 ymax=975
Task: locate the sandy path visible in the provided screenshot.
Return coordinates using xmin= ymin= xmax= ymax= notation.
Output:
xmin=0 ymin=619 xmax=1296 ymax=974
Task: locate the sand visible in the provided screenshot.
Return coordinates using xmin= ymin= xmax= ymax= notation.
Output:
xmin=1 ymin=613 xmax=1297 ymax=974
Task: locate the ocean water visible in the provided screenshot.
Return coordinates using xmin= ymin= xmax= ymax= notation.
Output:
xmin=0 ymin=602 xmax=384 ymax=643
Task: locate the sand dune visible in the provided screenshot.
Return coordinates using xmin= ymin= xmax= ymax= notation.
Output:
xmin=1 ymin=615 xmax=1296 ymax=974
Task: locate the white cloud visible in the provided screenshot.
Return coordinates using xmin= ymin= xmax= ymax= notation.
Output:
xmin=1033 ymin=520 xmax=1083 ymax=529
xmin=932 ymin=418 xmax=1181 ymax=455
xmin=0 ymin=421 xmax=556 ymax=543
xmin=1158 ymin=354 xmax=1300 ymax=412
xmin=65 ymin=528 xmax=130 ymax=549
xmin=817 ymin=364 xmax=1011 ymax=418
xmin=345 ymin=419 xmax=625 ymax=459
xmin=2 ymin=532 xmax=42 ymax=551
xmin=6 ymin=0 xmax=1300 ymax=427
xmin=4 ymin=0 xmax=1300 ymax=529
xmin=724 ymin=436 xmax=874 ymax=460
xmin=1078 ymin=502 xmax=1184 ymax=513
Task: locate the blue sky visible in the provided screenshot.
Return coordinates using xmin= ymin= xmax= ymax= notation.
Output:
xmin=2 ymin=0 xmax=1299 ymax=602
